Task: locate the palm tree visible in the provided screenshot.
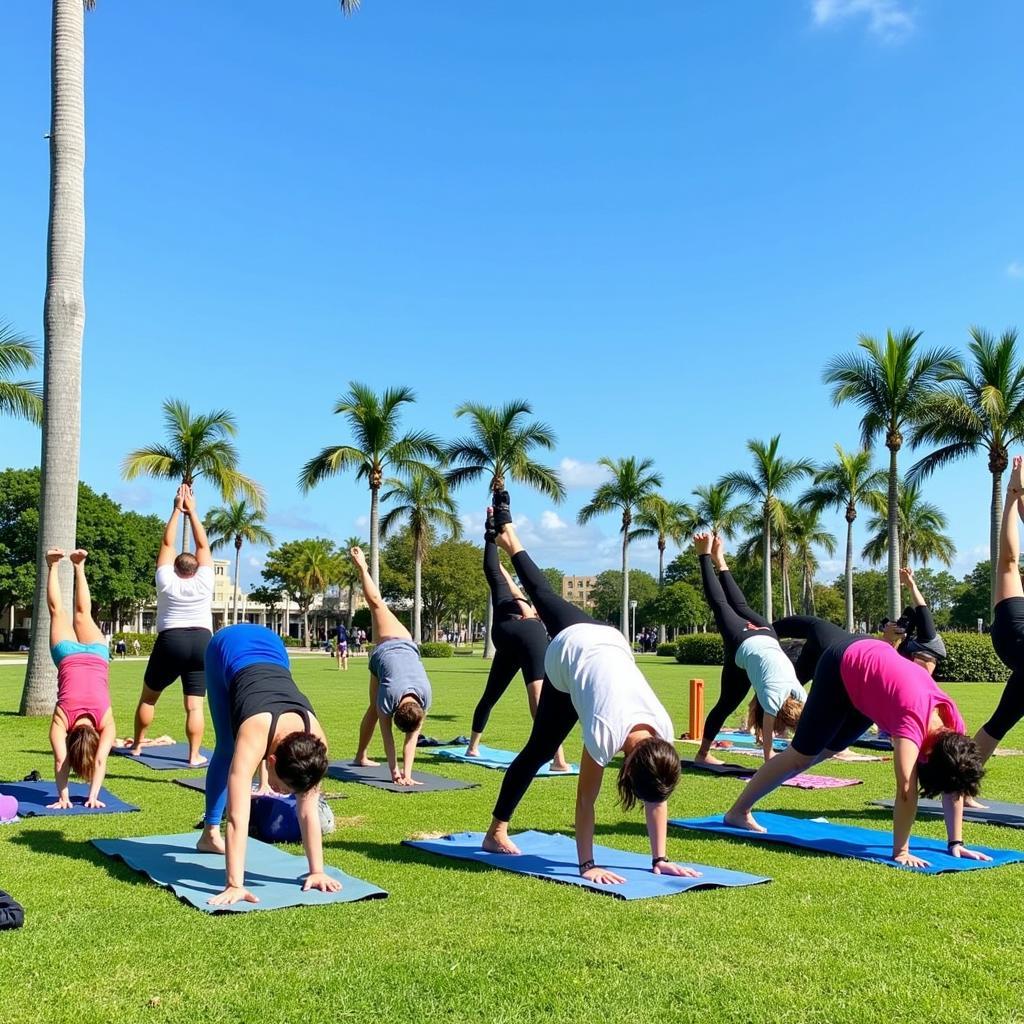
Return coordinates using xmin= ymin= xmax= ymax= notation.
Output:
xmin=299 ymin=383 xmax=440 ymax=588
xmin=631 ymin=495 xmax=692 ymax=643
xmin=0 ymin=323 xmax=43 ymax=425
xmin=862 ymin=480 xmax=956 ymax=568
xmin=122 ymin=399 xmax=264 ymax=551
xmin=801 ymin=444 xmax=886 ymax=630
xmin=786 ymin=504 xmax=837 ymax=616
xmin=909 ymin=328 xmax=1024 ymax=616
xmin=444 ymin=400 xmax=565 ymax=656
xmin=689 ymin=482 xmax=748 ymax=539
xmin=824 ymin=329 xmax=958 ymax=616
xmin=578 ymin=457 xmax=663 ymax=637
xmin=21 ymin=0 xmax=93 ymax=717
xmin=380 ymin=470 xmax=461 ymax=642
xmin=721 ymin=436 xmax=814 ymax=620
xmin=204 ymin=501 xmax=275 ymax=625
xmin=293 ymin=539 xmax=337 ymax=648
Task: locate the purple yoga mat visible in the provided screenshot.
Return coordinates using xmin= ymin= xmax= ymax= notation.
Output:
xmin=786 ymin=774 xmax=861 ymax=790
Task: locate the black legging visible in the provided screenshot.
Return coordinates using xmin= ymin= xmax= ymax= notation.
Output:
xmin=773 ymin=615 xmax=852 ymax=685
xmin=984 ymin=596 xmax=1024 ymax=740
xmin=492 ymin=549 xmax=595 ymax=822
xmin=471 ymin=541 xmax=551 ymax=735
xmin=698 ymin=555 xmax=774 ymax=740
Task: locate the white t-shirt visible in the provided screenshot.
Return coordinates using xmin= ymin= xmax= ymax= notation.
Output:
xmin=735 ymin=634 xmax=807 ymax=715
xmin=155 ymin=564 xmax=215 ymax=632
xmin=544 ymin=622 xmax=674 ymax=766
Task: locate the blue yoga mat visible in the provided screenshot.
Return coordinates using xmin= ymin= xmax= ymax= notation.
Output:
xmin=403 ymin=830 xmax=770 ymax=899
xmin=852 ymin=732 xmax=893 ymax=751
xmin=0 ymin=781 xmax=139 ymax=816
xmin=111 ymin=743 xmax=213 ymax=771
xmin=92 ymin=833 xmax=387 ymax=913
xmin=713 ymin=731 xmax=789 ymax=752
xmin=435 ymin=745 xmax=579 ymax=776
xmin=670 ymin=813 xmax=1024 ymax=874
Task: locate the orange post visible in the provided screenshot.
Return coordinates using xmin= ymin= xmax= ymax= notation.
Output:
xmin=688 ymin=678 xmax=705 ymax=741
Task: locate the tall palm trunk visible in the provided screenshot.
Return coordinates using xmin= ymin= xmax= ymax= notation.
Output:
xmin=762 ymin=506 xmax=773 ymax=621
xmin=303 ymin=609 xmax=310 ymax=649
xmin=369 ymin=483 xmax=380 ymax=588
xmin=886 ymin=443 xmax=901 ymax=618
xmin=990 ymin=459 xmax=1004 ymax=623
xmin=780 ymin=542 xmax=793 ymax=617
xmin=346 ymin=583 xmax=355 ymax=630
xmin=22 ymin=0 xmax=87 ymax=716
xmin=232 ymin=538 xmax=242 ymax=624
xmin=620 ymin=513 xmax=630 ymax=638
xmin=413 ymin=535 xmax=423 ymax=644
xmin=657 ymin=538 xmax=666 ymax=645
xmin=844 ymin=511 xmax=855 ymax=632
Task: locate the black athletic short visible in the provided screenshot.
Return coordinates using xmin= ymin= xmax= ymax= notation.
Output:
xmin=144 ymin=628 xmax=212 ymax=698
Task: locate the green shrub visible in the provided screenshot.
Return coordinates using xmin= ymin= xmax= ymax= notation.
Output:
xmin=110 ymin=632 xmax=156 ymax=656
xmin=656 ymin=641 xmax=678 ymax=657
xmin=675 ymin=633 xmax=724 ymax=665
xmin=282 ymin=636 xmax=302 ymax=648
xmin=419 ymin=642 xmax=453 ymax=659
xmin=935 ymin=632 xmax=1008 ymax=683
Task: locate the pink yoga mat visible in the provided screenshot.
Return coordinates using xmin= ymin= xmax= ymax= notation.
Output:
xmin=785 ymin=774 xmax=861 ymax=790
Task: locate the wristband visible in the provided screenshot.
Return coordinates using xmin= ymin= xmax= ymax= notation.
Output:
xmin=652 ymin=856 xmax=669 ymax=868
xmin=579 ymin=859 xmax=596 ymax=873
xmin=947 ymin=840 xmax=964 ymax=852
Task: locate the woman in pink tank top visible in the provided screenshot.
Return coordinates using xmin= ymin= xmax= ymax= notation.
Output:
xmin=45 ymin=549 xmax=116 ymax=809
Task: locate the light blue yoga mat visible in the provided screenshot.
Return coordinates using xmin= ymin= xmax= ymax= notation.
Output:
xmin=670 ymin=813 xmax=1024 ymax=874
xmin=403 ymin=830 xmax=770 ymax=899
xmin=0 ymin=781 xmax=139 ymax=816
xmin=92 ymin=833 xmax=387 ymax=913
xmin=435 ymin=745 xmax=579 ymax=776
xmin=713 ymin=731 xmax=789 ymax=752
xmin=111 ymin=743 xmax=213 ymax=771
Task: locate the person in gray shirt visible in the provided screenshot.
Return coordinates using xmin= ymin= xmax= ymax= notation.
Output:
xmin=349 ymin=547 xmax=432 ymax=786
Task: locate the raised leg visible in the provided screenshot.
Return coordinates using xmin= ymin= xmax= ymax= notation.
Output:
xmin=997 ymin=459 xmax=1024 ymax=603
xmin=349 ymin=547 xmax=410 ymax=642
xmin=45 ymin=550 xmax=75 ymax=648
xmin=69 ymin=551 xmax=104 ymax=644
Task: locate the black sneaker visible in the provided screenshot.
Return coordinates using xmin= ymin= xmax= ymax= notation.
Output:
xmin=492 ymin=489 xmax=512 ymax=529
xmin=484 ymin=510 xmax=497 ymax=543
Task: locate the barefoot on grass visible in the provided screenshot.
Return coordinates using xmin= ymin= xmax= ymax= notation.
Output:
xmin=723 ymin=809 xmax=767 ymax=833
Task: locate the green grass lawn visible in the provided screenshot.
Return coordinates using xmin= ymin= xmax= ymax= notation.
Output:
xmin=2 ymin=655 xmax=1024 ymax=1024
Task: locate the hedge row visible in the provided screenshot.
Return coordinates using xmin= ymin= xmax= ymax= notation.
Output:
xmin=656 ymin=642 xmax=679 ymax=657
xmin=419 ymin=642 xmax=454 ymax=659
xmin=673 ymin=630 xmax=1009 ymax=683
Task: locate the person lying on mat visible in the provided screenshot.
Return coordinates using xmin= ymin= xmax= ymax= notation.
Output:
xmin=46 ymin=548 xmax=117 ymax=809
xmin=693 ymin=533 xmax=806 ymax=765
xmin=468 ymin=511 xmax=571 ymax=772
xmin=723 ymin=634 xmax=989 ymax=868
xmin=350 ymin=546 xmax=432 ymax=787
xmin=197 ymin=623 xmax=339 ymax=905
xmin=482 ymin=494 xmax=698 ymax=885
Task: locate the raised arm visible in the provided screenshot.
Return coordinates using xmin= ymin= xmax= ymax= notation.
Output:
xmin=182 ymin=486 xmax=213 ymax=568
xmin=157 ymin=487 xmax=187 ymax=569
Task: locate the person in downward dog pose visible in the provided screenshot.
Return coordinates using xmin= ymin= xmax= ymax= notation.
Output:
xmin=723 ymin=631 xmax=988 ymax=867
xmin=466 ymin=513 xmax=571 ymax=772
xmin=197 ymin=623 xmax=339 ymax=905
xmin=975 ymin=457 xmax=1024 ymax=765
xmin=482 ymin=494 xmax=697 ymax=885
xmin=350 ymin=547 xmax=432 ymax=786
xmin=126 ymin=485 xmax=213 ymax=765
xmin=46 ymin=549 xmax=117 ymax=809
xmin=693 ymin=533 xmax=807 ymax=763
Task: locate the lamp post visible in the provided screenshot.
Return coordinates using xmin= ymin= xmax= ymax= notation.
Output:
xmin=630 ymin=599 xmax=638 ymax=648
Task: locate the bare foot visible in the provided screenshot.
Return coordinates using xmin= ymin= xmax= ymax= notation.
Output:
xmin=196 ymin=828 xmax=226 ymax=855
xmin=353 ymin=756 xmax=379 ymax=767
xmin=129 ymin=745 xmax=143 ymax=757
xmin=711 ymin=533 xmax=727 ymax=570
xmin=45 ymin=548 xmax=65 ymax=566
xmin=964 ymin=795 xmax=989 ymax=810
xmin=465 ymin=747 xmax=481 ymax=757
xmin=550 ymin=759 xmax=573 ymax=772
xmin=482 ymin=826 xmax=521 ymax=855
xmin=693 ymin=531 xmax=713 ymax=556
xmin=695 ymin=752 xmax=725 ymax=766
xmin=188 ymin=755 xmax=208 ymax=768
xmin=69 ymin=548 xmax=88 ymax=565
xmin=723 ymin=809 xmax=767 ymax=833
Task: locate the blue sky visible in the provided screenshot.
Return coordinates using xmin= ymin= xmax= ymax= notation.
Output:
xmin=2 ymin=0 xmax=1022 ymax=588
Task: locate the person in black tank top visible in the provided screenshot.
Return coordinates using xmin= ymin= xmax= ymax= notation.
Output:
xmin=196 ymin=624 xmax=341 ymax=906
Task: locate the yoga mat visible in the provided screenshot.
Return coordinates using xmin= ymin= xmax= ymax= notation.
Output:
xmin=670 ymin=813 xmax=1024 ymax=873
xmin=679 ymin=761 xmax=860 ymax=790
xmin=111 ymin=743 xmax=213 ymax=771
xmin=851 ymin=734 xmax=893 ymax=752
xmin=403 ymin=830 xmax=770 ymax=899
xmin=173 ymin=777 xmax=208 ymax=793
xmin=0 ymin=781 xmax=139 ymax=816
xmin=326 ymin=762 xmax=477 ymax=793
xmin=91 ymin=833 xmax=387 ymax=913
xmin=713 ymin=731 xmax=789 ymax=752
xmin=436 ymin=745 xmax=579 ymax=776
xmin=873 ymin=798 xmax=1024 ymax=829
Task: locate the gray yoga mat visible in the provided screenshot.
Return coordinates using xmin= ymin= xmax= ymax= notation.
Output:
xmin=326 ymin=762 xmax=477 ymax=793
xmin=872 ymin=798 xmax=1024 ymax=829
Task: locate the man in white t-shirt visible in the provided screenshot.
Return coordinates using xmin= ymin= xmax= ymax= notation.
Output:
xmin=125 ymin=485 xmax=214 ymax=766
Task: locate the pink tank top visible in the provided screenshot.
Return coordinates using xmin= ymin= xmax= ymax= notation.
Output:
xmin=57 ymin=654 xmax=111 ymax=729
xmin=840 ymin=639 xmax=964 ymax=750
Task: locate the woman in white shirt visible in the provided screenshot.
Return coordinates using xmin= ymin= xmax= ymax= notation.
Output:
xmin=482 ymin=495 xmax=697 ymax=886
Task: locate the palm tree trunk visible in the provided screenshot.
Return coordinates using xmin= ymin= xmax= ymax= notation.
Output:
xmin=22 ymin=0 xmax=87 ymax=716
xmin=991 ymin=468 xmax=1002 ymax=623
xmin=657 ymin=541 xmax=666 ymax=646
xmin=620 ymin=525 xmax=630 ymax=638
xmin=232 ymin=541 xmax=241 ymax=625
xmin=347 ymin=583 xmax=355 ymax=630
xmin=781 ymin=544 xmax=793 ymax=617
xmin=844 ymin=517 xmax=855 ymax=632
xmin=763 ymin=511 xmax=773 ymax=621
xmin=303 ymin=610 xmax=310 ymax=650
xmin=886 ymin=447 xmax=901 ymax=618
xmin=413 ymin=545 xmax=423 ymax=644
xmin=369 ymin=485 xmax=380 ymax=588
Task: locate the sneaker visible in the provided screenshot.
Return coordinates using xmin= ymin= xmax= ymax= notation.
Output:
xmin=484 ymin=510 xmax=497 ymax=543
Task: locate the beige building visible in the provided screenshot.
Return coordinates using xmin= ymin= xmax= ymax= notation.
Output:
xmin=562 ymin=574 xmax=597 ymax=609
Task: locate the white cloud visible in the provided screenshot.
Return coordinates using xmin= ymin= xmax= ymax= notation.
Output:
xmin=558 ymin=458 xmax=612 ymax=489
xmin=811 ymin=0 xmax=915 ymax=41
xmin=540 ymin=510 xmax=568 ymax=531
xmin=1007 ymin=261 xmax=1024 ymax=279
